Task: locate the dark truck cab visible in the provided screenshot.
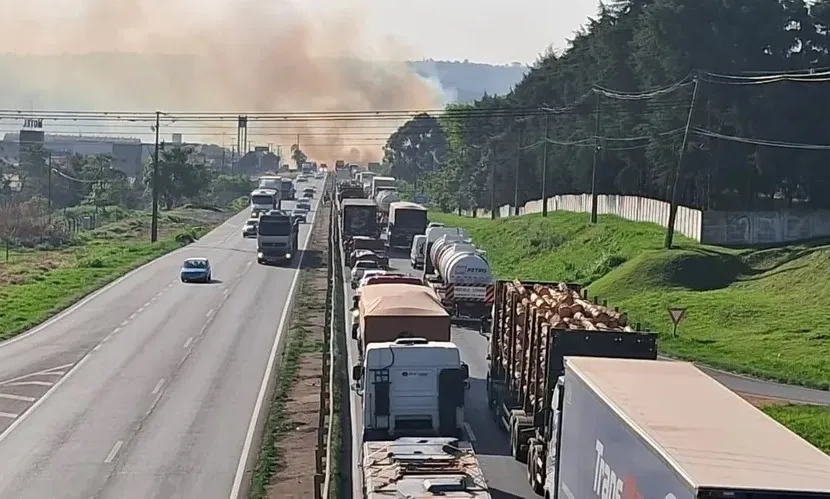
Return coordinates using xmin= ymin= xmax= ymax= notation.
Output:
xmin=340 ymin=198 xmax=379 ymax=244
xmin=256 ymin=211 xmax=300 ymax=265
xmin=345 ymin=236 xmax=389 ymax=268
xmin=387 ymin=201 xmax=428 ymax=249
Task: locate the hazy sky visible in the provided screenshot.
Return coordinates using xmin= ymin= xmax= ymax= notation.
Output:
xmin=309 ymin=0 xmax=600 ymax=64
xmin=4 ymin=0 xmax=600 ymax=64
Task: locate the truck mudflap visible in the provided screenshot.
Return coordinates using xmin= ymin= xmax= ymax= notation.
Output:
xmin=432 ymin=284 xmax=494 ymax=323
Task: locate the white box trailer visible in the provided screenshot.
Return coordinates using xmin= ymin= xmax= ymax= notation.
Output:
xmin=547 ymin=357 xmax=830 ymax=498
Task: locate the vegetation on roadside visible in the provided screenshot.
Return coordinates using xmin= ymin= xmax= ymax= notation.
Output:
xmin=249 ymin=213 xmax=328 ymax=499
xmin=428 ymin=211 xmax=830 ymax=390
xmin=249 ymin=273 xmax=324 ymax=498
xmin=0 ymin=207 xmax=230 ymax=340
xmin=762 ymin=405 xmax=830 ymax=454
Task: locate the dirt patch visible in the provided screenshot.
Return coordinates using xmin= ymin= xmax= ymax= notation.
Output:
xmin=265 ymin=205 xmax=331 ymax=499
xmin=739 ymin=393 xmax=789 ymax=408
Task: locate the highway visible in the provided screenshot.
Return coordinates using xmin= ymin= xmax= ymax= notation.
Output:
xmin=342 ymin=246 xmax=830 ymax=499
xmin=0 ymin=177 xmax=323 ymax=499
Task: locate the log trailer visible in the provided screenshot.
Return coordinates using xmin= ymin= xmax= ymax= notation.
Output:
xmin=486 ymin=279 xmax=658 ymax=494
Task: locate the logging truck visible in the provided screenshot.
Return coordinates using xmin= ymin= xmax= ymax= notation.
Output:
xmin=486 ymin=279 xmax=658 ymax=494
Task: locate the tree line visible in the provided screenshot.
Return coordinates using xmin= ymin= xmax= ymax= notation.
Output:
xmin=383 ymin=0 xmax=830 ymax=213
xmin=0 ymin=143 xmax=255 ymax=243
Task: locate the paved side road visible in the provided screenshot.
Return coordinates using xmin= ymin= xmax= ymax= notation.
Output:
xmin=0 ymin=182 xmax=323 ymax=499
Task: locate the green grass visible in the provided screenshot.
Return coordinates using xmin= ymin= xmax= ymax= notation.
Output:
xmin=0 ymin=207 xmax=232 ymax=340
xmin=763 ymin=405 xmax=830 ymax=454
xmin=429 ymin=211 xmax=830 ymax=389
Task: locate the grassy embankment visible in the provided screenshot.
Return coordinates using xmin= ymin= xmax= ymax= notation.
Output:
xmin=429 ymin=211 xmax=830 ymax=452
xmin=0 ymin=206 xmax=235 ymax=341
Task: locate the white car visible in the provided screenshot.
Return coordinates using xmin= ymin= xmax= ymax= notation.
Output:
xmin=355 ymin=270 xmax=387 ymax=294
xmin=350 ymin=260 xmax=380 ymax=289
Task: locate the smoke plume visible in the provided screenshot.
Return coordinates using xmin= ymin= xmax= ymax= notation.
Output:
xmin=0 ymin=0 xmax=445 ymax=162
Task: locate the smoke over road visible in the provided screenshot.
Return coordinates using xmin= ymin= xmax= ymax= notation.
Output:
xmin=0 ymin=0 xmax=445 ymax=162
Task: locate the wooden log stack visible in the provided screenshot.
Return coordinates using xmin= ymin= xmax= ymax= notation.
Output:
xmin=498 ymin=281 xmax=634 ymax=396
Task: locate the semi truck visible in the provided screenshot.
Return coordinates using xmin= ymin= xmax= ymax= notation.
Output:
xmin=387 ymin=201 xmax=428 ymax=249
xmin=337 ymin=181 xmax=366 ymax=202
xmin=351 ymin=283 xmax=451 ymax=355
xmin=422 ymin=226 xmax=494 ymax=321
xmin=256 ymin=210 xmax=299 ymax=264
xmin=548 ymin=356 xmax=830 ymax=498
xmin=370 ymin=176 xmax=397 ymax=199
xmin=341 ymin=199 xmax=380 ymax=242
xmin=486 ymin=279 xmax=658 ymax=494
xmin=278 ymin=178 xmax=295 ymax=200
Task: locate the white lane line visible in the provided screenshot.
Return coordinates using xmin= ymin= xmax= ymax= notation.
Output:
xmin=206 ymin=309 xmax=214 ymax=318
xmin=223 ymin=289 xmax=229 ymax=296
xmin=464 ymin=422 xmax=477 ymax=445
xmin=183 ymin=337 xmax=193 ymax=349
xmin=93 ymin=345 xmax=101 ymax=351
xmin=229 ymin=196 xmax=320 ymax=499
xmin=121 ymin=320 xmax=129 ymax=326
xmin=0 ymin=412 xmax=18 ymax=419
xmin=129 ymin=313 xmax=137 ymax=320
xmin=111 ymin=327 xmax=121 ymax=335
xmin=0 ymin=353 xmax=93 ymax=445
xmin=137 ymin=307 xmax=144 ymax=313
xmin=104 ymin=440 xmax=124 ymax=463
xmin=6 ymin=381 xmax=53 ymax=387
xmin=0 ymin=394 xmax=35 ymax=402
xmin=151 ymin=378 xmax=165 ymax=395
xmin=144 ymin=301 xmax=151 ymax=307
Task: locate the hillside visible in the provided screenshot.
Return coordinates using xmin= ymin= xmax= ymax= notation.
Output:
xmin=428 ymin=211 xmax=830 ymax=390
xmin=408 ymin=59 xmax=527 ymax=102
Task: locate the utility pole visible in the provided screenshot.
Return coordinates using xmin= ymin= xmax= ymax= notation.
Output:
xmin=151 ymin=111 xmax=160 ymax=243
xmin=590 ymin=93 xmax=602 ymax=223
xmin=47 ymin=152 xmax=52 ymax=224
xmin=513 ymin=129 xmax=521 ymax=216
xmin=664 ymin=76 xmax=700 ymax=249
xmin=541 ymin=112 xmax=550 ymax=216
xmin=489 ymin=158 xmax=496 ymax=220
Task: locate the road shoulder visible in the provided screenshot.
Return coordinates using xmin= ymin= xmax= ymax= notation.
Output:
xmin=249 ymin=202 xmax=330 ymax=499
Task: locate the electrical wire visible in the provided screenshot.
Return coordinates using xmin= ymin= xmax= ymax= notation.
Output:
xmin=693 ymin=127 xmax=830 ymax=150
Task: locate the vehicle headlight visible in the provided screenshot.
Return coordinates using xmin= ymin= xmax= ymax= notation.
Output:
xmin=258 ymin=252 xmax=264 ymax=258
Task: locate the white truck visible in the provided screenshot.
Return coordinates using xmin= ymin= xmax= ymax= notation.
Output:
xmin=538 ymin=356 xmax=830 ymax=498
xmin=370 ymin=176 xmax=397 ymax=199
xmin=250 ymin=188 xmax=279 ymax=214
xmin=423 ymin=226 xmax=494 ymax=321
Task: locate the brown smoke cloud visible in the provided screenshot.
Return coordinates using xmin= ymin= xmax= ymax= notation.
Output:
xmin=0 ymin=0 xmax=444 ymax=163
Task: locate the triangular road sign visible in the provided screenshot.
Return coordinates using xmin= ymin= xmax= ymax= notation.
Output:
xmin=668 ymin=307 xmax=686 ymax=325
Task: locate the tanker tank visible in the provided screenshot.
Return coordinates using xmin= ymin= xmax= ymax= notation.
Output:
xmin=431 ymin=239 xmax=493 ymax=286
xmin=374 ymin=189 xmax=400 ymax=214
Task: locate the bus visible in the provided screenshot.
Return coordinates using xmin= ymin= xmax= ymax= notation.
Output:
xmin=258 ymin=176 xmax=281 ymax=190
xmin=250 ymin=189 xmax=279 ymax=214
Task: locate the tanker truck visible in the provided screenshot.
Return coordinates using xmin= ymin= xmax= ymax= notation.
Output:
xmin=428 ymin=236 xmax=494 ymax=321
xmin=374 ymin=188 xmax=399 ymax=225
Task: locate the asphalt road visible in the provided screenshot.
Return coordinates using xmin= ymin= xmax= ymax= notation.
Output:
xmin=0 ymin=177 xmax=324 ymax=499
xmin=343 ymin=249 xmax=830 ymax=499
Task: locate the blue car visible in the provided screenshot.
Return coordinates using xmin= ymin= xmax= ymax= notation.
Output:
xmin=180 ymin=257 xmax=212 ymax=283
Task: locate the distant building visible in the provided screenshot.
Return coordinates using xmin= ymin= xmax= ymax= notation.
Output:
xmin=1 ymin=132 xmax=152 ymax=176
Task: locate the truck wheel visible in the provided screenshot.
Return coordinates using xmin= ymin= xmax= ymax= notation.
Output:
xmin=526 ymin=443 xmax=537 ymax=489
xmin=529 ymin=443 xmax=545 ymax=495
xmin=510 ymin=411 xmax=530 ymax=463
xmin=509 ymin=418 xmax=523 ymax=462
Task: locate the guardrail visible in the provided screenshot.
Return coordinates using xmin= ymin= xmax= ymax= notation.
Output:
xmin=315 ymin=182 xmax=342 ymax=498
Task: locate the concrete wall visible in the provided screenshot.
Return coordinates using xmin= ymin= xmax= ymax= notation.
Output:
xmin=460 ymin=194 xmax=704 ymax=242
xmin=456 ymin=194 xmax=830 ymax=246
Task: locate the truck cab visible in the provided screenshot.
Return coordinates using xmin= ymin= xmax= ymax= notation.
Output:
xmin=352 ymin=338 xmax=468 ymax=441
xmin=256 ymin=211 xmax=300 ymax=265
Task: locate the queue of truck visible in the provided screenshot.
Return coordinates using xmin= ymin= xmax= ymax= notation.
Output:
xmin=334 ymin=165 xmax=830 ymax=499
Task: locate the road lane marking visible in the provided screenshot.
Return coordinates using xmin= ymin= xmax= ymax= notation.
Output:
xmin=129 ymin=313 xmax=137 ymax=320
xmin=183 ymin=337 xmax=193 ymax=349
xmin=223 ymin=289 xmax=229 ymax=296
xmin=137 ymin=307 xmax=144 ymax=313
xmin=230 ymin=195 xmax=320 ymax=499
xmin=121 ymin=320 xmax=129 ymax=326
xmin=144 ymin=301 xmax=151 ymax=307
xmin=111 ymin=328 xmax=121 ymax=335
xmin=0 ymin=353 xmax=93 ymax=444
xmin=6 ymin=381 xmax=52 ymax=387
xmin=206 ymin=309 xmax=214 ymax=318
xmin=104 ymin=440 xmax=124 ymax=463
xmin=0 ymin=412 xmax=18 ymax=419
xmin=151 ymin=379 xmax=165 ymax=395
xmin=0 ymin=394 xmax=35 ymax=402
